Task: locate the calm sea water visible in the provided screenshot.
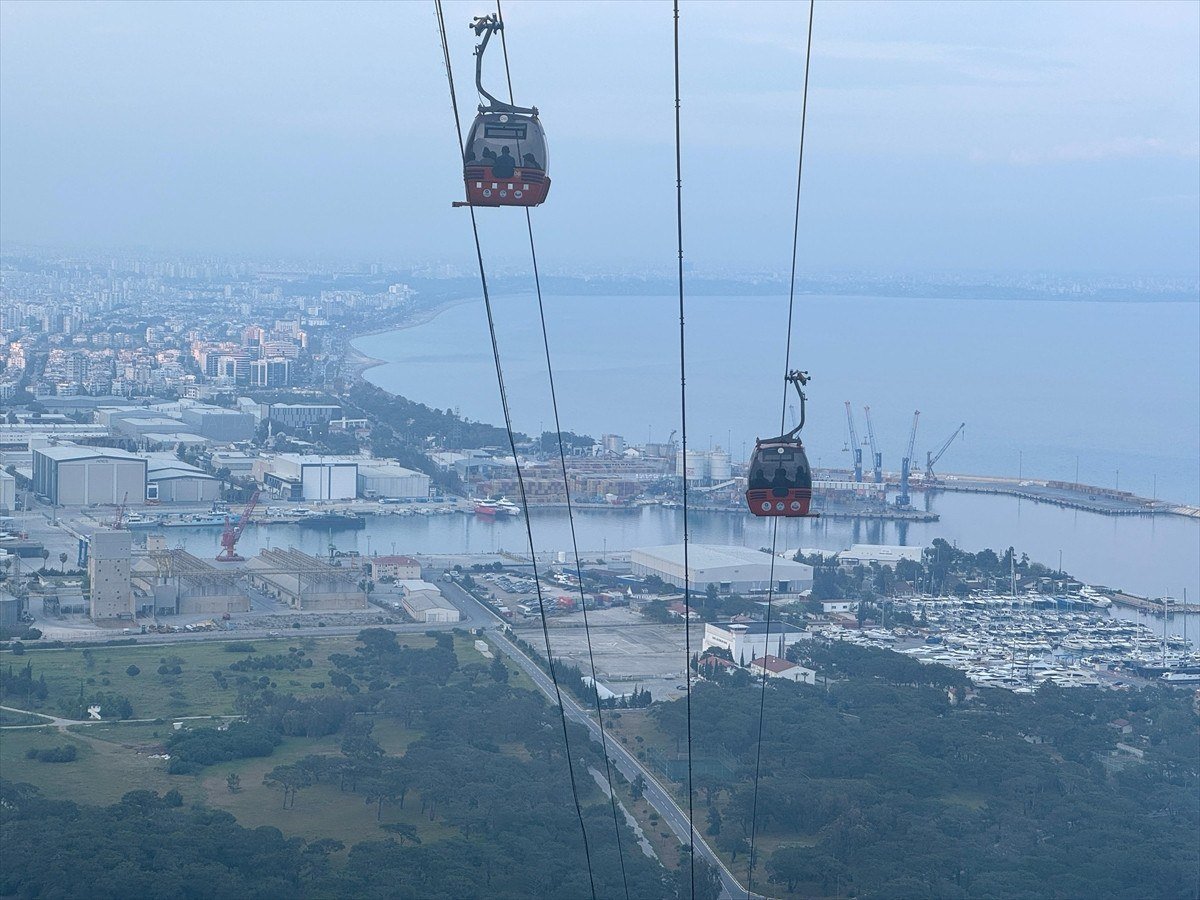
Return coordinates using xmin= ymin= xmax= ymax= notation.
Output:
xmin=357 ymin=294 xmax=1200 ymax=504
xmin=348 ymin=294 xmax=1199 ymax=602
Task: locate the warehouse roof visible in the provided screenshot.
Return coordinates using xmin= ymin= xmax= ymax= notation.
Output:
xmin=141 ymin=432 xmax=210 ymax=445
xmin=146 ymin=461 xmax=216 ymax=482
xmin=401 ymin=590 xmax=457 ymax=614
xmin=358 ymin=462 xmax=427 ymax=476
xmin=839 ymin=544 xmax=923 ymax=563
xmin=634 ymin=543 xmax=812 ymax=573
xmin=32 ymin=445 xmax=145 ymax=463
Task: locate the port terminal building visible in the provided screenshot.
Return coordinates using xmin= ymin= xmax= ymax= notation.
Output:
xmin=631 ymin=544 xmax=813 ymax=595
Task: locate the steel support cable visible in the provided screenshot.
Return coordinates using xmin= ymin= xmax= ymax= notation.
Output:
xmin=494 ymin=5 xmax=631 ymax=898
xmin=672 ymin=3 xmax=697 ymax=897
xmin=433 ymin=5 xmax=597 ymax=897
xmin=746 ymin=3 xmax=816 ymax=896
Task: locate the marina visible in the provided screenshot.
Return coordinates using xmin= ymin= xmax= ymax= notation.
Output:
xmin=815 ymin=593 xmax=1200 ymax=693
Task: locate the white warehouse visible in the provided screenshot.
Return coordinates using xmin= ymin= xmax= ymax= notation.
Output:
xmin=631 ymin=544 xmax=813 ymax=594
xmin=357 ymin=462 xmax=431 ymax=499
xmin=268 ymin=454 xmax=358 ymax=501
xmin=31 ymin=445 xmax=147 ymax=506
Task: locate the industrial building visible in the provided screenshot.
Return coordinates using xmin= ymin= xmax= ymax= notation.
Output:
xmin=357 ymin=462 xmax=430 ymax=499
xmin=180 ymin=405 xmax=256 ymax=442
xmin=398 ymin=580 xmax=461 ymax=623
xmin=265 ymin=403 xmax=342 ymax=429
xmin=370 ymin=555 xmax=422 ymax=580
xmin=631 ymin=544 xmax=814 ymax=595
xmin=245 ymin=548 xmax=367 ymax=610
xmin=749 ymin=655 xmax=816 ymax=684
xmin=838 ymin=544 xmax=924 ymax=568
xmin=132 ymin=550 xmax=247 ymax=615
xmin=32 ymin=445 xmax=147 ymax=506
xmin=145 ymin=460 xmax=221 ymax=504
xmin=110 ymin=415 xmax=188 ymax=439
xmin=0 ymin=471 xmax=14 ymax=514
xmin=88 ymin=529 xmax=134 ymax=620
xmin=702 ymin=621 xmax=809 ymax=666
xmin=264 ymin=454 xmax=358 ymax=501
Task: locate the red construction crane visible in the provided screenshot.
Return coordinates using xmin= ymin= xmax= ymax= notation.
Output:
xmin=216 ymin=490 xmax=260 ymax=563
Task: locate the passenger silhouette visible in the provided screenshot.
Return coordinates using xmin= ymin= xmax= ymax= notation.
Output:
xmin=522 ymin=152 xmax=542 ymax=170
xmin=482 ymin=147 xmax=497 ymax=162
xmin=771 ymin=465 xmax=790 ymax=494
xmin=749 ymin=468 xmax=768 ymax=490
xmin=493 ymin=146 xmax=516 ymax=178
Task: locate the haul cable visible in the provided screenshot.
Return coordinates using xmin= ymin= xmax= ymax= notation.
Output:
xmin=672 ymin=3 xmax=697 ymax=896
xmin=746 ymin=2 xmax=816 ymax=896
xmin=434 ymin=4 xmax=597 ymax=897
xmin=494 ymin=4 xmax=631 ymax=897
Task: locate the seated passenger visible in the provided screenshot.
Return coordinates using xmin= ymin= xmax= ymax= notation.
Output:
xmin=482 ymin=147 xmax=497 ymax=162
xmin=521 ymin=152 xmax=542 ymax=170
xmin=493 ymin=146 xmax=516 ymax=178
xmin=771 ymin=465 xmax=791 ymax=494
xmin=749 ymin=467 xmax=769 ymax=490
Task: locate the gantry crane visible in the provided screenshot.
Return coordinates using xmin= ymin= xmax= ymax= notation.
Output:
xmin=897 ymin=410 xmax=920 ymax=508
xmin=843 ymin=402 xmax=863 ymax=483
xmin=862 ymin=406 xmax=883 ymax=485
xmin=215 ymin=490 xmax=260 ymax=562
xmin=925 ymin=423 xmax=965 ymax=485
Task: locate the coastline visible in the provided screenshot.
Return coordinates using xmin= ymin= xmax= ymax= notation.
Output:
xmin=345 ymin=294 xmax=481 ymax=382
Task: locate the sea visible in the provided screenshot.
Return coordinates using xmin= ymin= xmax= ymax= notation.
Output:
xmin=345 ymin=292 xmax=1199 ymax=607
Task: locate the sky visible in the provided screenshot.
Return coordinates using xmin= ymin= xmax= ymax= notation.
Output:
xmin=1 ymin=0 xmax=1198 ymax=277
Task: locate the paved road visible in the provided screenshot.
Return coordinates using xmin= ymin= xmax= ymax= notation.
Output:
xmin=441 ymin=578 xmax=759 ymax=899
xmin=488 ymin=629 xmax=758 ymax=900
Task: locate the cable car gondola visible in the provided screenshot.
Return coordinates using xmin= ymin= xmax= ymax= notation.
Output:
xmin=746 ymin=370 xmax=819 ymax=518
xmin=456 ymin=14 xmax=550 ymax=208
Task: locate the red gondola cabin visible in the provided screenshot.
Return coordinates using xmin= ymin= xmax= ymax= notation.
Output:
xmin=746 ymin=370 xmax=819 ymax=518
xmin=458 ymin=14 xmax=551 ymax=208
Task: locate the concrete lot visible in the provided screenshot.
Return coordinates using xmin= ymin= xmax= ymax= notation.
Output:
xmin=516 ymin=607 xmax=704 ymax=702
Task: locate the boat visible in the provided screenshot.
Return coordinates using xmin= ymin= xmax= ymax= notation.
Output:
xmin=1160 ymin=671 xmax=1200 ymax=684
xmin=295 ymin=512 xmax=366 ymax=530
xmin=474 ymin=497 xmax=521 ymax=517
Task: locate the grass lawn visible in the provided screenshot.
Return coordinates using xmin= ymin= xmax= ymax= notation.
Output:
xmin=0 ymin=635 xmax=430 ymax=720
xmin=0 ymin=632 xmax=532 ymax=849
xmin=0 ymin=726 xmax=179 ymax=805
xmin=0 ymin=709 xmax=51 ymax=726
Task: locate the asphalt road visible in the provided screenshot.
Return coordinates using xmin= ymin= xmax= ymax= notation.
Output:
xmin=440 ymin=579 xmax=759 ymax=899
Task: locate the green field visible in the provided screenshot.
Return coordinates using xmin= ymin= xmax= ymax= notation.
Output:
xmin=0 ymin=632 xmax=523 ymax=847
xmin=0 ymin=635 xmax=435 ymax=720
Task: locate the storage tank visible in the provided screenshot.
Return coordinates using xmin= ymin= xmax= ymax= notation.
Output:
xmin=708 ymin=449 xmax=732 ymax=482
xmin=676 ymin=450 xmax=710 ymax=482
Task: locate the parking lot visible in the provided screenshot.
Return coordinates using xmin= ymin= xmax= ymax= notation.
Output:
xmin=515 ymin=607 xmax=704 ymax=702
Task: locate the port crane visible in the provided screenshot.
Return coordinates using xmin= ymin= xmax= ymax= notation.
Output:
xmin=216 ymin=490 xmax=260 ymax=563
xmin=925 ymin=423 xmax=966 ymax=485
xmin=112 ymin=492 xmax=129 ymax=530
xmin=843 ymin=402 xmax=863 ymax=483
xmin=897 ymin=410 xmax=920 ymax=508
xmin=862 ymin=406 xmax=883 ymax=484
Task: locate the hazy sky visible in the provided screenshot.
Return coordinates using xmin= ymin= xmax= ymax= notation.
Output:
xmin=2 ymin=0 xmax=1197 ymax=276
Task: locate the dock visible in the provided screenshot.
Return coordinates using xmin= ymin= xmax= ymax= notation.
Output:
xmin=1107 ymin=592 xmax=1200 ymax=617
